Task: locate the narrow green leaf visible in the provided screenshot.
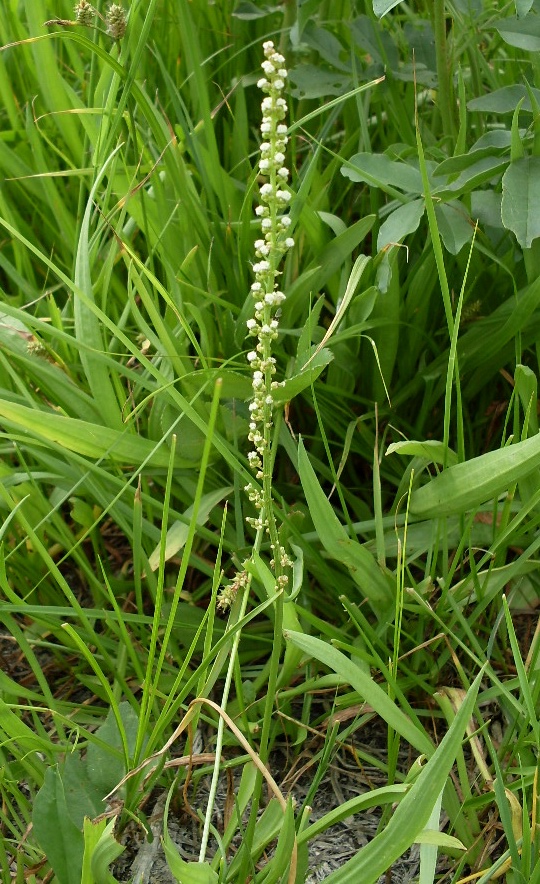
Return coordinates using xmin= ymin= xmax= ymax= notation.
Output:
xmin=147 ymin=486 xmax=233 ymax=571
xmin=415 ymin=829 xmax=465 ymax=850
xmin=273 ymin=348 xmax=334 ymax=405
xmin=298 ymin=438 xmax=394 ymax=607
xmin=0 ymin=699 xmax=50 ymax=767
xmin=418 ymin=790 xmax=443 ymax=884
xmin=503 ymin=596 xmax=539 ymax=741
xmin=386 ymin=440 xmax=458 ymax=466
xmin=74 ymin=146 xmax=123 ymax=427
xmin=321 ymin=669 xmax=484 ymax=883
xmin=304 ymin=255 xmax=371 ymax=360
xmin=0 ymin=399 xmax=195 ymax=467
xmin=258 ymin=800 xmax=296 ymax=884
xmin=515 ymin=364 xmax=539 ymax=434
xmin=297 ymin=786 xmax=409 ymax=845
xmin=310 ymin=216 xmax=376 ymax=292
xmin=283 ymin=631 xmax=433 ymax=755
xmin=223 ymin=798 xmax=285 ymax=880
xmin=510 ymin=100 xmax=526 ymax=162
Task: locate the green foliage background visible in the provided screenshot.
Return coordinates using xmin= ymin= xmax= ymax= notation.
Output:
xmin=1 ymin=1 xmax=540 ymax=882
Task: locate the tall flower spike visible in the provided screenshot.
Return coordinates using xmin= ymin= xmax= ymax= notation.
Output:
xmin=244 ymin=41 xmax=293 ymax=588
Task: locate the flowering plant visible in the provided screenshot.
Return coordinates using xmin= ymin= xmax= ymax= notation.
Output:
xmin=245 ymin=40 xmax=294 ymax=581
xmin=219 ymin=40 xmax=293 ymax=611
xmin=200 ymin=43 xmax=296 ymax=862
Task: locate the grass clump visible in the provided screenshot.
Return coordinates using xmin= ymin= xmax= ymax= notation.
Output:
xmin=0 ymin=1 xmax=539 ymax=883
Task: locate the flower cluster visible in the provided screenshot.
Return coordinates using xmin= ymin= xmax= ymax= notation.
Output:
xmin=106 ymin=3 xmax=127 ymax=40
xmin=74 ymin=0 xmax=94 ymax=26
xmin=217 ymin=568 xmax=250 ymax=612
xmin=73 ymin=1 xmax=127 ymax=39
xmin=243 ymin=41 xmax=294 ymax=587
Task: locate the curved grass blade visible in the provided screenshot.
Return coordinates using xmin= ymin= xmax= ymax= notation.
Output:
xmin=322 ymin=668 xmax=484 ymax=883
xmin=283 ymin=631 xmax=433 ymax=755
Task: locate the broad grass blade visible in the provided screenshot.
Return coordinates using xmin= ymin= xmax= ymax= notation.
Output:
xmin=410 ymin=433 xmax=540 ymax=518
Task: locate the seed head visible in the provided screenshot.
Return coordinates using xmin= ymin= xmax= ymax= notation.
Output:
xmin=106 ymin=3 xmax=127 ymax=40
xmin=74 ymin=0 xmax=95 ymax=26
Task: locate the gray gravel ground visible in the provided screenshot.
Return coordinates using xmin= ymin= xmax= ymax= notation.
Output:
xmin=112 ymin=731 xmax=431 ymax=884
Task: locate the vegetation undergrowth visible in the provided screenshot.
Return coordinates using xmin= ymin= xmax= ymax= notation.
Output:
xmin=0 ymin=1 xmax=539 ymax=882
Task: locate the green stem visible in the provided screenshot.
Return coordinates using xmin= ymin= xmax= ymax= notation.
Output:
xmin=279 ymin=0 xmax=296 ymax=56
xmin=433 ymin=0 xmax=456 ymax=145
xmin=198 ymin=571 xmax=254 ymax=862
